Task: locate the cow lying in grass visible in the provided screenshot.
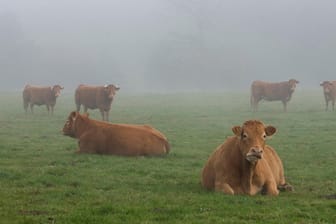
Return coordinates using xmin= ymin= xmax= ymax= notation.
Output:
xmin=201 ymin=120 xmax=293 ymax=196
xmin=62 ymin=111 xmax=170 ymax=156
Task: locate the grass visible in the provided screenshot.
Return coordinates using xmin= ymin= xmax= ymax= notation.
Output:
xmin=0 ymin=89 xmax=336 ymax=223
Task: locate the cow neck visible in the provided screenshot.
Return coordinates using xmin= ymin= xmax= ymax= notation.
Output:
xmin=47 ymin=88 xmax=56 ymax=100
xmin=74 ymin=116 xmax=93 ymax=138
xmin=240 ymin=148 xmax=257 ymax=194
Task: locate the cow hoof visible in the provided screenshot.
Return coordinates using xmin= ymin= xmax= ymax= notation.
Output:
xmin=278 ymin=183 xmax=294 ymax=192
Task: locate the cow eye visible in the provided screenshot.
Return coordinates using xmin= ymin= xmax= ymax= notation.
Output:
xmin=263 ymin=134 xmax=267 ymax=139
xmin=242 ymin=133 xmax=248 ymax=139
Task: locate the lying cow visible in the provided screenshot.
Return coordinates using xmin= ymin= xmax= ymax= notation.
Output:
xmin=23 ymin=84 xmax=64 ymax=115
xmin=75 ymin=84 xmax=120 ymax=121
xmin=250 ymin=79 xmax=299 ymax=112
xmin=62 ymin=111 xmax=170 ymax=156
xmin=320 ymin=81 xmax=336 ymax=111
xmin=201 ymin=120 xmax=293 ymax=196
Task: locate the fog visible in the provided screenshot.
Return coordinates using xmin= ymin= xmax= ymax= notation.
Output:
xmin=1 ymin=0 xmax=336 ymax=92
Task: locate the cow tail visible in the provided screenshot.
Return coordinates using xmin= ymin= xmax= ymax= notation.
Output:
xmin=164 ymin=141 xmax=171 ymax=154
xmin=250 ymin=86 xmax=254 ymax=110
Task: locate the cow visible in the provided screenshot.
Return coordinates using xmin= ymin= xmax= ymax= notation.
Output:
xmin=250 ymin=79 xmax=299 ymax=112
xmin=23 ymin=84 xmax=64 ymax=115
xmin=320 ymin=81 xmax=336 ymax=111
xmin=62 ymin=111 xmax=170 ymax=156
xmin=75 ymin=84 xmax=120 ymax=121
xmin=201 ymin=120 xmax=293 ymax=196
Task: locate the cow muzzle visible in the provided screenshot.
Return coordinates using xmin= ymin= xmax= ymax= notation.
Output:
xmin=246 ymin=147 xmax=263 ymax=163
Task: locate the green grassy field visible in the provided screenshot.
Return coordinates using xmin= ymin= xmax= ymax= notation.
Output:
xmin=0 ymin=89 xmax=335 ymax=224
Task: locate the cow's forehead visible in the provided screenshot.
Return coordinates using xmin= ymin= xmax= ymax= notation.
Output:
xmin=242 ymin=120 xmax=265 ymax=133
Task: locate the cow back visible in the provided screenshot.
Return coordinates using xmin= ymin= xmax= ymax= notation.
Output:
xmin=24 ymin=86 xmax=56 ymax=105
xmin=75 ymin=85 xmax=114 ymax=110
xmin=251 ymin=80 xmax=296 ymax=101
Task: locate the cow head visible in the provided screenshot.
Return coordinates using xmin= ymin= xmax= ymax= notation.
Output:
xmin=62 ymin=111 xmax=89 ymax=138
xmin=104 ymin=84 xmax=120 ymax=99
xmin=320 ymin=81 xmax=334 ymax=94
xmin=232 ymin=120 xmax=276 ymax=164
xmin=52 ymin=85 xmax=64 ymax=97
xmin=288 ymin=79 xmax=299 ymax=92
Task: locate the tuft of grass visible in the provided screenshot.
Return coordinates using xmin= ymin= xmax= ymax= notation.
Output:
xmin=0 ymin=90 xmax=335 ymax=223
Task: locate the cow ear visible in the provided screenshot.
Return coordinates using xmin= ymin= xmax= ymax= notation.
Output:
xmin=296 ymin=80 xmax=299 ymax=84
xmin=265 ymin=126 xmax=276 ymax=136
xmin=70 ymin=111 xmax=77 ymax=120
xmin=232 ymin=126 xmax=242 ymax=136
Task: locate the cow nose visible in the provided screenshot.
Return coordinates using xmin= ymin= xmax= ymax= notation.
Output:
xmin=251 ymin=147 xmax=263 ymax=154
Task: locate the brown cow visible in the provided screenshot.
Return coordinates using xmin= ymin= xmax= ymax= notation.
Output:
xmin=23 ymin=84 xmax=64 ymax=115
xmin=62 ymin=111 xmax=170 ymax=156
xmin=201 ymin=120 xmax=293 ymax=196
xmin=75 ymin=84 xmax=120 ymax=121
xmin=320 ymin=81 xmax=336 ymax=111
xmin=250 ymin=79 xmax=299 ymax=112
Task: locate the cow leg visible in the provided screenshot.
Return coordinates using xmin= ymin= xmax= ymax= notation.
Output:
xmin=215 ymin=181 xmax=234 ymax=195
xmin=332 ymin=100 xmax=335 ymax=111
xmin=105 ymin=111 xmax=110 ymax=122
xmin=51 ymin=105 xmax=54 ymax=115
xmin=252 ymin=97 xmax=260 ymax=112
xmin=30 ymin=104 xmax=34 ymax=114
xmin=23 ymin=101 xmax=29 ymax=114
xmin=278 ymin=183 xmax=294 ymax=192
xmin=325 ymin=98 xmax=329 ymax=111
xmin=46 ymin=105 xmax=50 ymax=115
xmin=99 ymin=109 xmax=106 ymax=121
xmin=282 ymin=101 xmax=287 ymax=112
xmin=264 ymin=180 xmax=279 ymax=196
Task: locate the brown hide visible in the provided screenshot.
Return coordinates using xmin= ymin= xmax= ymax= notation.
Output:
xmin=62 ymin=111 xmax=170 ymax=156
xmin=22 ymin=84 xmax=63 ymax=115
xmin=75 ymin=84 xmax=120 ymax=121
xmin=250 ymin=79 xmax=299 ymax=112
xmin=201 ymin=120 xmax=293 ymax=196
xmin=320 ymin=81 xmax=336 ymax=111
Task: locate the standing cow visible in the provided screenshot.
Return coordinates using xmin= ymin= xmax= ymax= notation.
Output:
xmin=23 ymin=84 xmax=64 ymax=115
xmin=250 ymin=79 xmax=299 ymax=112
xmin=75 ymin=84 xmax=120 ymax=121
xmin=201 ymin=120 xmax=293 ymax=196
xmin=320 ymin=81 xmax=336 ymax=111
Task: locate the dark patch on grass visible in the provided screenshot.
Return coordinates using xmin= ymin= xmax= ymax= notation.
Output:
xmin=18 ymin=210 xmax=49 ymax=216
xmin=320 ymin=194 xmax=336 ymax=200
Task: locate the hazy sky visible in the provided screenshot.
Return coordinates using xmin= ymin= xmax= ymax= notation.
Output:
xmin=1 ymin=0 xmax=336 ymax=92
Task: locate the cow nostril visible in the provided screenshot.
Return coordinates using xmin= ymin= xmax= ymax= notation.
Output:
xmin=251 ymin=148 xmax=262 ymax=153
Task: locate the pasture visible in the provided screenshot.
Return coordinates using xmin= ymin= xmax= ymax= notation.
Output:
xmin=0 ymin=89 xmax=335 ymax=224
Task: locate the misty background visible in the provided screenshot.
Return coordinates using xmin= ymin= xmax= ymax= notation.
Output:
xmin=1 ymin=0 xmax=336 ymax=92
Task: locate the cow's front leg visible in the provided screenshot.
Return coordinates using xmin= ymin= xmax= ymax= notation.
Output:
xmin=215 ymin=181 xmax=234 ymax=195
xmin=99 ymin=109 xmax=107 ymax=121
xmin=105 ymin=111 xmax=110 ymax=122
xmin=264 ymin=180 xmax=279 ymax=196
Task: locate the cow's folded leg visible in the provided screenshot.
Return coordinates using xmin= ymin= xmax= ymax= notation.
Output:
xmin=215 ymin=181 xmax=234 ymax=195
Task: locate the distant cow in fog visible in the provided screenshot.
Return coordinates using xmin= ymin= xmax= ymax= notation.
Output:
xmin=23 ymin=84 xmax=64 ymax=115
xmin=75 ymin=84 xmax=120 ymax=121
xmin=250 ymin=79 xmax=299 ymax=112
xmin=320 ymin=81 xmax=336 ymax=111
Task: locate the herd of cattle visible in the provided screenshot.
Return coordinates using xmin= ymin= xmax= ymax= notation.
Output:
xmin=21 ymin=79 xmax=335 ymax=196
